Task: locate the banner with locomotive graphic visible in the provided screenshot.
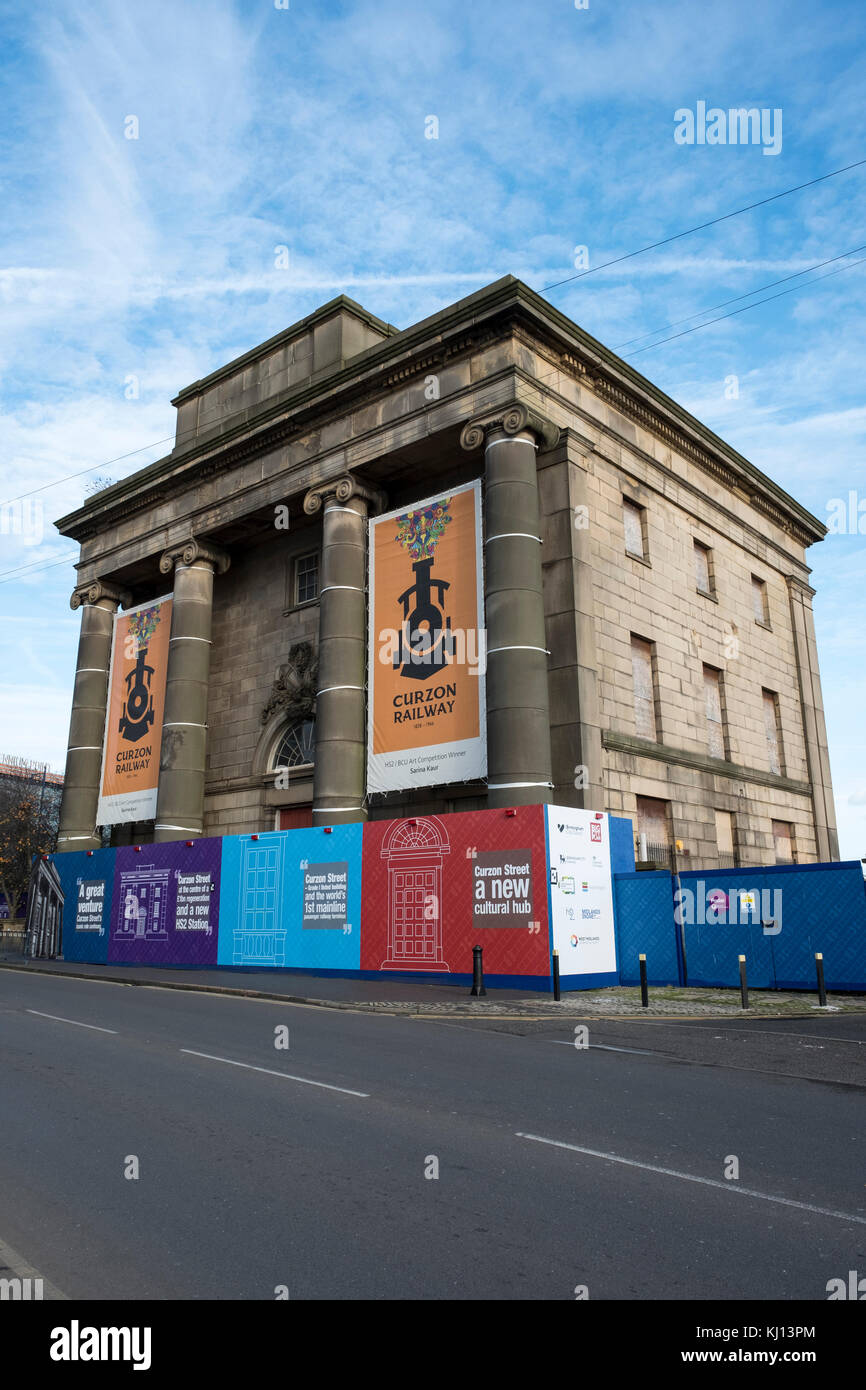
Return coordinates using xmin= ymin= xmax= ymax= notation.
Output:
xmin=96 ymin=595 xmax=173 ymax=826
xmin=367 ymin=480 xmax=486 ymax=794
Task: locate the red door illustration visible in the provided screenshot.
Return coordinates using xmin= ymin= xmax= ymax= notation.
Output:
xmin=381 ymin=817 xmax=450 ymax=971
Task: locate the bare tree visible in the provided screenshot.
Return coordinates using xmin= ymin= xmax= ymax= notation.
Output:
xmin=0 ymin=758 xmax=61 ymax=921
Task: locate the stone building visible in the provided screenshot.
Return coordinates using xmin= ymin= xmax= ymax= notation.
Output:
xmin=55 ymin=277 xmax=838 ymax=869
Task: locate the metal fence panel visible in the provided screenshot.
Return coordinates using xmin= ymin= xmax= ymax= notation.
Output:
xmin=613 ymin=871 xmax=681 ymax=985
xmin=677 ymin=861 xmax=866 ymax=991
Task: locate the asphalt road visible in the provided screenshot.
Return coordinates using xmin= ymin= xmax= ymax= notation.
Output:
xmin=0 ymin=968 xmax=863 ymax=1300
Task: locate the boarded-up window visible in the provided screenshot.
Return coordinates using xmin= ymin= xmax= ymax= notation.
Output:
xmin=752 ymin=575 xmax=768 ymax=623
xmin=636 ymin=796 xmax=669 ymax=853
xmin=631 ymin=636 xmax=656 ymax=739
xmin=703 ymin=666 xmax=725 ymax=758
xmin=772 ymin=820 xmax=795 ymax=864
xmin=623 ymin=500 xmax=645 ymax=558
xmin=715 ymin=810 xmax=735 ymax=857
xmin=762 ymin=689 xmax=782 ymax=775
xmin=694 ymin=541 xmax=711 ymax=594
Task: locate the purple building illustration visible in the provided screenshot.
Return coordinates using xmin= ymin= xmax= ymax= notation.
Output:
xmin=116 ymin=865 xmax=171 ymax=940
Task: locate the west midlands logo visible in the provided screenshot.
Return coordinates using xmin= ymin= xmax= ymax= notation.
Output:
xmin=118 ymin=606 xmax=161 ymax=743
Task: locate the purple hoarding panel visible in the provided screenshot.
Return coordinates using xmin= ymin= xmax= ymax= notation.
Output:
xmin=108 ymin=838 xmax=221 ymax=966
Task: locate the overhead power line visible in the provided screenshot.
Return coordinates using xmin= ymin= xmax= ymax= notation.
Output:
xmin=622 ymin=252 xmax=866 ymax=357
xmin=0 ymin=554 xmax=79 ymax=586
xmin=2 ymin=159 xmax=863 ymax=514
xmin=542 ymin=156 xmax=866 ymax=293
xmin=2 ymin=161 xmax=864 ymax=590
xmin=0 ymin=433 xmax=180 ymax=509
xmin=614 ymin=242 xmax=866 ymax=349
xmin=3 ymin=250 xmax=862 ymax=589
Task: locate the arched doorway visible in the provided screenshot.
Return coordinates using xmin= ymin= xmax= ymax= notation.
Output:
xmin=380 ymin=816 xmax=450 ymax=971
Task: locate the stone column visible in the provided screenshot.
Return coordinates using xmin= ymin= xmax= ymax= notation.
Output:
xmin=303 ymin=475 xmax=384 ymax=826
xmin=786 ymin=574 xmax=839 ymax=860
xmin=57 ymin=580 xmax=131 ymax=852
xmin=461 ymin=403 xmax=558 ymax=807
xmin=153 ymin=539 xmax=230 ymax=843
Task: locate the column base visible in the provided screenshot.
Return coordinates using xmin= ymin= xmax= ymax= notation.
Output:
xmin=56 ymin=832 xmax=102 ymax=854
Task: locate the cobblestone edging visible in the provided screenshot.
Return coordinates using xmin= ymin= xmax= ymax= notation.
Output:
xmin=348 ymin=1000 xmax=861 ymax=1023
xmin=1 ymin=962 xmax=863 ymax=1020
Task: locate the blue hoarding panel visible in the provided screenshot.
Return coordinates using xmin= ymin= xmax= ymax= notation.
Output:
xmin=217 ymin=824 xmax=363 ymax=971
xmin=677 ymin=862 xmax=866 ymax=990
xmin=614 ymin=871 xmax=680 ymax=985
xmin=54 ymin=848 xmax=114 ymax=964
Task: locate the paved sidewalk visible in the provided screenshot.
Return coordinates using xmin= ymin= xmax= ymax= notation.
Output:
xmin=1 ymin=955 xmax=863 ymax=1018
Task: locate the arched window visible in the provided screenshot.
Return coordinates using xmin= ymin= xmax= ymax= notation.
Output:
xmin=271 ymin=719 xmax=316 ymax=770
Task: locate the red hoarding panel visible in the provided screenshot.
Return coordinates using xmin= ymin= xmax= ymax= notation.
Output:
xmin=361 ymin=806 xmax=549 ymax=979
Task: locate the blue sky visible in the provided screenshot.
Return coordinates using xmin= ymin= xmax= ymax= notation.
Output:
xmin=1 ymin=0 xmax=864 ymax=857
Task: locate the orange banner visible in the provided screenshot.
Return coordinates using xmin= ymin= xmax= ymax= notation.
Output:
xmin=367 ymin=481 xmax=486 ymax=793
xmin=97 ymin=596 xmax=172 ymax=825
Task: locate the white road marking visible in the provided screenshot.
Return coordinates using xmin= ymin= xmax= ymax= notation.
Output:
xmin=25 ymin=1009 xmax=117 ymax=1034
xmin=515 ymin=1132 xmax=866 ymax=1226
xmin=180 ymin=1049 xmax=369 ymax=1097
xmin=551 ymin=1040 xmax=657 ymax=1056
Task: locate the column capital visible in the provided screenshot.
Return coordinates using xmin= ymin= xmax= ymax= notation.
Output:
xmin=303 ymin=474 xmax=387 ymax=517
xmin=159 ymin=537 xmax=231 ymax=576
xmin=69 ymin=579 xmax=132 ymax=611
xmin=460 ymin=402 xmax=560 ymax=454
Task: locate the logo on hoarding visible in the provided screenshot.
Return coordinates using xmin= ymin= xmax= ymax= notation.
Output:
xmin=392 ymin=499 xmax=454 ymax=680
xmin=118 ymin=605 xmax=162 ymax=744
xmin=590 ymin=822 xmax=602 ymax=842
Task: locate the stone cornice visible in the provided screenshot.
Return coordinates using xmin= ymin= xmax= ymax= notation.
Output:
xmin=159 ymin=537 xmax=231 ymax=575
xmin=55 ymin=275 xmax=825 ymax=550
xmin=577 ymin=367 xmax=817 ymax=548
xmin=55 ymin=323 xmax=504 ymax=544
xmin=459 ymin=401 xmax=560 ymax=453
xmin=504 ymin=292 xmax=826 ymax=545
xmin=303 ymin=474 xmax=387 ymax=516
xmin=69 ymin=579 xmax=132 ymax=611
xmin=785 ymin=573 xmax=817 ymax=600
xmin=602 ymin=730 xmax=812 ymax=796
